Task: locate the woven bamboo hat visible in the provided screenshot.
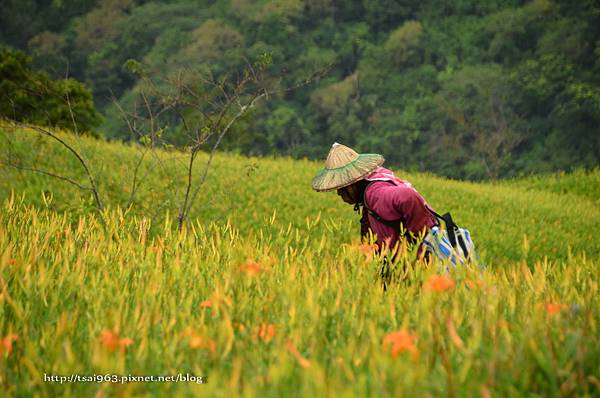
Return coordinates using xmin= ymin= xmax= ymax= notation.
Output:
xmin=311 ymin=143 xmax=384 ymax=192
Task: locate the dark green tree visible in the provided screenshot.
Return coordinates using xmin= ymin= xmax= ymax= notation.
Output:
xmin=0 ymin=48 xmax=102 ymax=134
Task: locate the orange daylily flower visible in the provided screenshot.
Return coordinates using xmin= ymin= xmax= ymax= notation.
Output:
xmin=253 ymin=323 xmax=276 ymax=343
xmin=119 ymin=338 xmax=134 ymax=351
xmin=356 ymin=243 xmax=378 ymax=260
xmin=205 ymin=339 xmax=216 ymax=353
xmin=199 ymin=300 xmax=212 ymax=309
xmin=233 ymin=322 xmax=246 ymax=334
xmin=101 ymin=330 xmax=118 ymax=352
xmin=242 ymin=260 xmax=264 ymax=276
xmin=286 ymin=340 xmax=310 ymax=368
xmin=424 ymin=275 xmax=455 ymax=292
xmin=201 ymin=291 xmax=233 ymax=310
xmin=383 ymin=329 xmax=419 ymax=360
xmin=0 ymin=333 xmax=18 ymax=356
xmin=189 ymin=334 xmax=216 ymax=353
xmin=6 ymin=258 xmax=17 ymax=266
xmin=480 ymin=385 xmax=492 ymax=398
xmin=189 ymin=335 xmax=202 ymax=349
xmin=100 ymin=330 xmax=134 ymax=353
xmin=464 ymin=278 xmax=485 ymax=289
xmin=544 ymin=303 xmax=566 ymax=315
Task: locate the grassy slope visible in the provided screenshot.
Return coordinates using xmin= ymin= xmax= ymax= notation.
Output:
xmin=2 ymin=125 xmax=599 ymax=263
xmin=1 ymin=125 xmax=599 ymax=397
xmin=504 ymin=168 xmax=600 ymax=207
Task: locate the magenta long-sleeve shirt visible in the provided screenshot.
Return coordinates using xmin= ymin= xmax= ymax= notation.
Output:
xmin=360 ymin=179 xmax=436 ymax=251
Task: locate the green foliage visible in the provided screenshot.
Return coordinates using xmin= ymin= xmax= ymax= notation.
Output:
xmin=385 ymin=21 xmax=424 ymax=67
xmin=262 ymin=104 xmax=311 ymax=155
xmin=311 ymin=73 xmax=358 ymax=115
xmin=0 ymin=0 xmax=97 ymax=48
xmin=0 ymin=48 xmax=102 ymax=134
xmin=2 ymin=0 xmax=599 ymax=179
xmin=176 ymin=19 xmax=244 ymax=64
xmin=362 ymin=0 xmax=414 ymax=36
xmin=431 ymin=64 xmax=524 ymax=179
xmin=72 ymin=1 xmax=213 ymax=104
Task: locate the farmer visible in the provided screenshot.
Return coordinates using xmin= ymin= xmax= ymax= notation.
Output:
xmin=311 ymin=143 xmax=437 ymax=285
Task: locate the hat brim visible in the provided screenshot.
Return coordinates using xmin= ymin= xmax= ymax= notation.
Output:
xmin=311 ymin=153 xmax=384 ymax=192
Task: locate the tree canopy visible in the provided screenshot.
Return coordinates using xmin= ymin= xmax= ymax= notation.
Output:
xmin=0 ymin=48 xmax=102 ymax=134
xmin=1 ymin=0 xmax=598 ymax=179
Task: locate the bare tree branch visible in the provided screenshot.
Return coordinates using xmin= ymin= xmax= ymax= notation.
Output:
xmin=0 ymin=160 xmax=93 ymax=192
xmin=114 ymin=54 xmax=330 ymax=231
xmin=181 ymin=91 xmax=267 ymax=229
xmin=6 ymin=121 xmax=104 ymax=210
xmin=64 ymin=63 xmax=80 ymax=136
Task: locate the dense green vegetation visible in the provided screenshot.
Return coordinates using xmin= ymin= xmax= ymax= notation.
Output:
xmin=1 ymin=124 xmax=599 ymax=396
xmin=1 ymin=0 xmax=599 ymax=180
xmin=0 ymin=49 xmax=101 ymax=133
xmin=2 ymin=124 xmax=600 ymax=263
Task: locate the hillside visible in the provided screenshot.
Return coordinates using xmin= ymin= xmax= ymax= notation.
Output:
xmin=2 ymin=124 xmax=600 ymax=263
xmin=505 ymin=168 xmax=600 ymax=207
xmin=1 ymin=125 xmax=599 ymax=397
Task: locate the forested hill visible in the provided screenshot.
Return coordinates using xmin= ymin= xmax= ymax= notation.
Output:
xmin=1 ymin=0 xmax=599 ymax=180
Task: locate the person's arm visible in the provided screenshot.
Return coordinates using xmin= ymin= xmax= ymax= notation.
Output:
xmin=360 ymin=209 xmax=371 ymax=241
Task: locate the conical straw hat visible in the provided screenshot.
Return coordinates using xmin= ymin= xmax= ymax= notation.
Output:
xmin=311 ymin=143 xmax=384 ymax=192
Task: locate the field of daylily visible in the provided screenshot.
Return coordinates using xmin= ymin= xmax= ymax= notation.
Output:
xmin=1 ymin=125 xmax=599 ymax=396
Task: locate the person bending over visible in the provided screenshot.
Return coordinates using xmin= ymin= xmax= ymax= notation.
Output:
xmin=312 ymin=143 xmax=437 ymax=288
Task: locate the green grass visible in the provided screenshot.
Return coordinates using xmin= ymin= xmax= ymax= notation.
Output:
xmin=505 ymin=168 xmax=600 ymax=208
xmin=2 ymin=124 xmax=599 ymax=263
xmin=1 ymin=124 xmax=599 ymax=397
